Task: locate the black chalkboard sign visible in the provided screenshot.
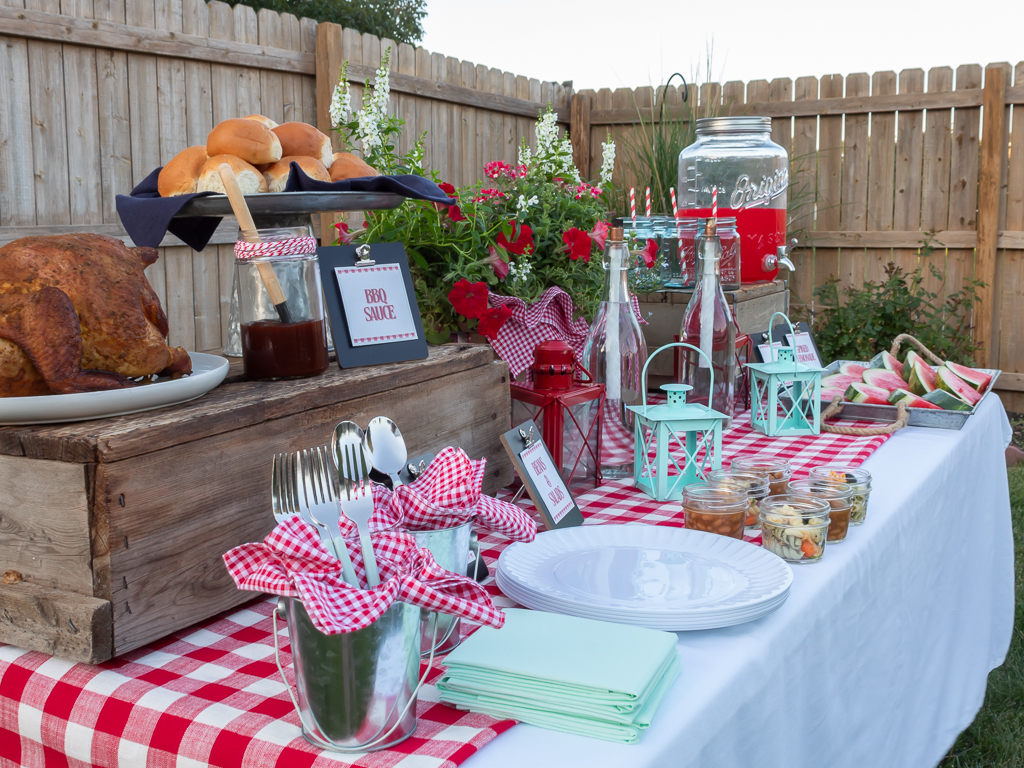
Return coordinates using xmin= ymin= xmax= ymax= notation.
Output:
xmin=500 ymin=420 xmax=584 ymax=531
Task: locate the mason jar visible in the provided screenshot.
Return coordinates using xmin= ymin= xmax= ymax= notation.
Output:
xmin=678 ymin=117 xmax=788 ymax=283
xmin=234 ymin=226 xmax=329 ymax=380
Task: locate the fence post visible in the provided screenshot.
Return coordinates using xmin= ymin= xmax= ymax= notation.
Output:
xmin=570 ymin=92 xmax=591 ymax=179
xmin=974 ymin=64 xmax=1008 ymax=368
xmin=315 ymin=22 xmax=345 ymax=245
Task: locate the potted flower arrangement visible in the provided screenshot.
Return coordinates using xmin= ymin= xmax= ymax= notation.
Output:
xmin=329 ymin=50 xmax=618 ymax=345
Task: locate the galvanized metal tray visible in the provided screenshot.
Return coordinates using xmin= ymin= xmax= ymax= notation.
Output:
xmin=174 ymin=191 xmax=404 ymax=217
xmin=821 ymin=360 xmax=1001 ymax=430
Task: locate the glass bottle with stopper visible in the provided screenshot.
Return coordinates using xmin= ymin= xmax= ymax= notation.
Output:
xmin=679 ymin=217 xmax=737 ymax=427
xmin=583 ymin=226 xmax=648 ymax=478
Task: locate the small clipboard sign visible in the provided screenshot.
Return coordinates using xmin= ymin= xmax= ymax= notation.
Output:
xmin=500 ymin=420 xmax=584 ymax=531
xmin=318 ymin=242 xmax=429 ymax=369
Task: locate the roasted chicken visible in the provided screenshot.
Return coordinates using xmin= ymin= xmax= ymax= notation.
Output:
xmin=0 ymin=234 xmax=191 ymax=397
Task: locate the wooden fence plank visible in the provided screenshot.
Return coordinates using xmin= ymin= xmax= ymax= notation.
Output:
xmin=892 ymin=68 xmax=925 ymax=283
xmin=27 ymin=36 xmax=71 ymax=226
xmin=280 ymin=13 xmax=301 ymax=123
xmin=790 ymin=75 xmax=818 ymax=308
xmin=919 ymin=66 xmax=954 ymax=298
xmin=415 ymin=47 xmax=432 ymax=174
xmin=974 ymin=65 xmax=1008 ymax=367
xmin=814 ymin=74 xmax=843 ymax=288
xmin=998 ymin=62 xmax=1024 ymax=378
xmin=397 ymin=42 xmax=417 ymax=158
xmin=571 ymin=91 xmax=591 ymax=180
xmin=461 ymin=59 xmax=477 ymax=186
xmin=502 ymin=71 xmax=516 ymax=166
xmin=257 ymin=9 xmax=284 ymax=124
xmin=768 ymin=79 xmax=792 ymax=153
xmin=864 ymin=70 xmax=897 ymax=288
xmin=62 ymin=40 xmax=103 ymax=226
xmin=232 ymin=3 xmax=260 ymax=115
xmin=837 ymin=73 xmax=869 ymax=292
xmin=0 ymin=32 xmax=36 ymax=226
xmin=299 ymin=17 xmax=316 ymax=124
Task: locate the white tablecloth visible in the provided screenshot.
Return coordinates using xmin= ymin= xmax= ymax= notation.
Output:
xmin=461 ymin=395 xmax=1014 ymax=768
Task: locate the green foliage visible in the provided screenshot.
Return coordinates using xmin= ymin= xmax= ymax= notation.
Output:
xmin=225 ymin=0 xmax=426 ymax=44
xmin=806 ymin=233 xmax=984 ymax=365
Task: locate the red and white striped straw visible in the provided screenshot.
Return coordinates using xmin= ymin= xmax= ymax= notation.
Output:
xmin=645 ymin=187 xmax=651 ymax=217
xmin=711 ymin=186 xmax=718 ymax=219
xmin=670 ymin=187 xmax=677 ymax=218
xmin=630 ymin=187 xmax=636 ymax=224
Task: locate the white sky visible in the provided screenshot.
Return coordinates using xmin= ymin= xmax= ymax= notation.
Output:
xmin=421 ymin=0 xmax=1023 ymax=93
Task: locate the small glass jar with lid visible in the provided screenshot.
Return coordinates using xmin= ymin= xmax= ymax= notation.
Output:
xmin=759 ymin=495 xmax=831 ymax=563
xmin=235 ymin=225 xmax=330 ymax=381
xmin=808 ymin=466 xmax=872 ymax=525
xmin=708 ymin=469 xmax=770 ymax=530
xmin=729 ymin=456 xmax=792 ymax=496
xmin=788 ymin=479 xmax=854 ymax=543
xmin=678 ymin=117 xmax=789 ymax=283
xmin=682 ymin=483 xmax=748 ymax=540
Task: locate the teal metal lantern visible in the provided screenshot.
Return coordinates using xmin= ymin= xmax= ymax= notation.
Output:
xmin=626 ymin=343 xmax=727 ymax=501
xmin=746 ymin=312 xmax=826 ymax=436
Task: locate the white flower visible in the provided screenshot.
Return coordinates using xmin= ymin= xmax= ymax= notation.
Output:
xmin=535 ymin=109 xmax=560 ymax=156
xmin=330 ymin=62 xmax=351 ymax=128
xmin=357 ymin=108 xmax=380 ymax=150
xmin=372 ymin=47 xmax=392 ymax=118
xmin=600 ymin=137 xmax=616 ymax=186
xmin=508 ymin=255 xmax=533 ymax=286
xmin=518 ymin=140 xmax=532 ymax=168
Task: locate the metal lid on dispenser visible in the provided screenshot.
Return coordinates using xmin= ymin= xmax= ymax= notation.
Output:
xmin=695 ymin=116 xmax=772 ymax=135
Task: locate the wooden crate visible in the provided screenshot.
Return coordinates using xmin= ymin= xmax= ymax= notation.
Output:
xmin=0 ymin=345 xmax=512 ymax=664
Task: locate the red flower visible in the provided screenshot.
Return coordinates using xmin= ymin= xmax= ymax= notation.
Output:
xmin=641 ymin=238 xmax=658 ymax=269
xmin=438 ymin=182 xmax=457 ymax=198
xmin=448 ymin=204 xmax=467 ymax=222
xmin=333 ymin=222 xmax=355 ymax=245
xmin=486 ymin=246 xmax=510 ymax=280
xmin=588 ymin=221 xmax=610 ymax=250
xmin=562 ymin=227 xmax=592 ymax=262
xmin=448 ymin=279 xmax=489 ymax=319
xmin=484 ymin=161 xmax=512 ymax=179
xmin=477 ymin=305 xmax=513 ymax=339
xmin=496 ymin=222 xmax=534 ymax=255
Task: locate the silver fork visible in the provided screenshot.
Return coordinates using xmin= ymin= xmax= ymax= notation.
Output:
xmin=284 ymin=451 xmax=341 ymax=554
xmin=340 ymin=442 xmax=381 ymax=587
xmin=303 ymin=446 xmax=359 ymax=587
xmin=270 ymin=453 xmax=298 ymax=524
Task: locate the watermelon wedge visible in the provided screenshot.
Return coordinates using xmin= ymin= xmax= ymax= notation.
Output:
xmin=839 ymin=362 xmax=868 ymax=378
xmin=845 ymin=383 xmax=891 ymax=405
xmin=869 ymin=350 xmax=903 ymax=378
xmin=905 ymin=350 xmax=931 ymax=370
xmin=821 ymin=387 xmax=846 ymax=402
xmin=862 ymin=368 xmax=908 ymax=392
xmin=945 ymin=361 xmax=993 ymax=393
xmin=822 ymin=373 xmax=862 ymax=390
xmin=936 ymin=366 xmax=981 ymax=405
xmin=888 ymin=388 xmax=942 ymax=410
xmin=924 ymin=389 xmax=972 ymax=411
xmin=907 ymin=360 xmax=937 ymax=395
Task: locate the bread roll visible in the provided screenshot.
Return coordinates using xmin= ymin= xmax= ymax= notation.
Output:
xmin=272 ymin=122 xmax=333 ymax=168
xmin=329 ymin=152 xmax=378 ymax=181
xmin=158 ymin=145 xmax=208 ymax=196
xmin=206 ymin=118 xmax=282 ymax=165
xmin=196 ymin=155 xmax=268 ymax=195
xmin=243 ymin=114 xmax=278 ymax=130
xmin=263 ymin=156 xmax=331 ymax=193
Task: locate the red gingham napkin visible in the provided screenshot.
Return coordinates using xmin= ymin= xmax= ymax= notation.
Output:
xmin=489 ymin=287 xmax=646 ymax=377
xmin=389 ymin=446 xmax=537 ymax=542
xmin=223 ymin=516 xmax=504 ymax=634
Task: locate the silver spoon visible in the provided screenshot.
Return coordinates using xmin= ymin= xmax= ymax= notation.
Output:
xmin=363 ymin=416 xmax=408 ymax=488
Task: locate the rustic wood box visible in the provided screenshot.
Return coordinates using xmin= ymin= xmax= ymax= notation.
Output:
xmin=0 ymin=346 xmax=512 ymax=664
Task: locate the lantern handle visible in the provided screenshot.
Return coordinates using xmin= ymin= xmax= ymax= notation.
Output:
xmin=767 ymin=311 xmax=799 ymax=372
xmin=640 ymin=342 xmax=714 ymax=411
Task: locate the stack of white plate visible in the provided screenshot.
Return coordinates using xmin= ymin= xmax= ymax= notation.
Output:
xmin=496 ymin=524 xmax=793 ymax=631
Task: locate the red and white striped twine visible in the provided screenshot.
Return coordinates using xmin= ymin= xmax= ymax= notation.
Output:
xmin=670 ymin=187 xmax=677 ymax=218
xmin=711 ymin=186 xmax=718 ymax=220
xmin=630 ymin=187 xmax=636 ymax=224
xmin=233 ymin=236 xmax=318 ymax=260
xmin=645 ymin=187 xmax=651 ymax=216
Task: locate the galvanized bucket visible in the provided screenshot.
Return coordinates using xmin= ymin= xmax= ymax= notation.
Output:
xmin=410 ymin=520 xmax=480 ymax=656
xmin=273 ymin=597 xmax=434 ymax=752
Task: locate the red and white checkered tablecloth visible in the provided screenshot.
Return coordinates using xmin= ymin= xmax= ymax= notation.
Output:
xmin=0 ymin=412 xmax=893 ymax=768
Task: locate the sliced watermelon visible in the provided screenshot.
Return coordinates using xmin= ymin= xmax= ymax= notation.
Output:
xmin=924 ymin=389 xmax=973 ymax=411
xmin=905 ymin=350 xmax=932 ymax=370
xmin=869 ymin=351 xmax=887 ymax=369
xmin=888 ymin=388 xmax=942 ymax=410
xmin=862 ymin=368 xmax=908 ymax=392
xmin=945 ymin=361 xmax=993 ymax=393
xmin=821 ymin=387 xmax=846 ymax=402
xmin=839 ymin=362 xmax=868 ymax=378
xmin=868 ymin=350 xmax=903 ymax=377
xmin=907 ymin=360 xmax=937 ymax=395
xmin=822 ymin=373 xmax=862 ymax=390
xmin=936 ymin=366 xmax=981 ymax=405
xmin=845 ymin=383 xmax=891 ymax=405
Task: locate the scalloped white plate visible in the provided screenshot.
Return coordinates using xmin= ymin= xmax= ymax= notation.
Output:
xmin=0 ymin=352 xmax=229 ymax=425
xmin=496 ymin=524 xmax=792 ymax=631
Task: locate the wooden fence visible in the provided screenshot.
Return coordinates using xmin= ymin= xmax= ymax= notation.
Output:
xmin=1 ymin=2 xmax=1023 ymax=406
xmin=572 ymin=66 xmax=1024 ymax=406
xmin=0 ymin=0 xmax=569 ymax=353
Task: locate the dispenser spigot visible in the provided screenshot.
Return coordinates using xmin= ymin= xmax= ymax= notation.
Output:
xmin=762 ymin=238 xmax=798 ymax=272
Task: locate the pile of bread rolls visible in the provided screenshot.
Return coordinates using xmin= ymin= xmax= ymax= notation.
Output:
xmin=157 ymin=115 xmax=379 ymax=197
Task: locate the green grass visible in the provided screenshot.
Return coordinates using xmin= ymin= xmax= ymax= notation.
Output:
xmin=939 ymin=464 xmax=1024 ymax=766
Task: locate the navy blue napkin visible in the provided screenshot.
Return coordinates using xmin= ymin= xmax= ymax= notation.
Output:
xmin=115 ymin=163 xmax=457 ymax=252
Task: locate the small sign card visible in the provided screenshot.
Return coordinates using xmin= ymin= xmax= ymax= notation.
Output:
xmin=785 ymin=332 xmax=823 ymax=367
xmin=317 ymin=243 xmax=428 ymax=369
xmin=500 ymin=420 xmax=584 ymax=531
xmin=334 ymin=263 xmax=419 ymax=347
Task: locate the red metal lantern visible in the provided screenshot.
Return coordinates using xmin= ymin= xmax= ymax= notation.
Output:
xmin=511 ymin=341 xmax=605 ymax=493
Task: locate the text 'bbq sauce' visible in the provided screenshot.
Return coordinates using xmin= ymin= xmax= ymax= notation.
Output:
xmin=241 ymin=319 xmax=329 ymax=380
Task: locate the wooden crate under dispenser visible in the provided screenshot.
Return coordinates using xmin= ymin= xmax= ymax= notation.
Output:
xmin=0 ymin=345 xmax=512 ymax=664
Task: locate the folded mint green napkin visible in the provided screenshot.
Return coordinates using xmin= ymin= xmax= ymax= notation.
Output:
xmin=436 ymin=609 xmax=681 ymax=743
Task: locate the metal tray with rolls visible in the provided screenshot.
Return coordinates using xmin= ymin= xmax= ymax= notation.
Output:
xmin=818 ymin=360 xmax=1001 ymax=430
